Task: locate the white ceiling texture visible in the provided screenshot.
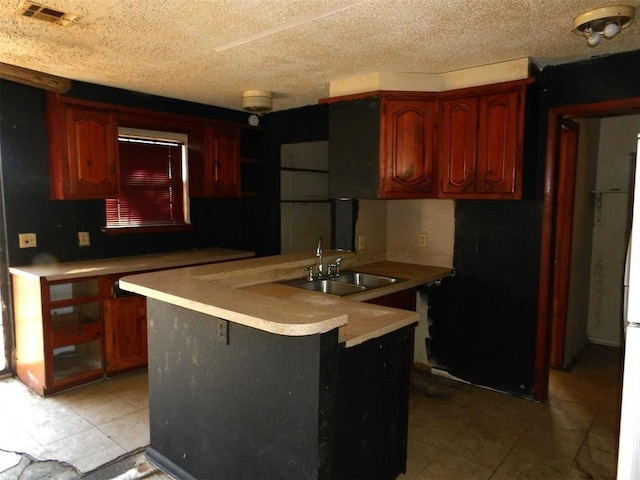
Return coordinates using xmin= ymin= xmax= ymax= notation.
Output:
xmin=0 ymin=0 xmax=638 ymax=112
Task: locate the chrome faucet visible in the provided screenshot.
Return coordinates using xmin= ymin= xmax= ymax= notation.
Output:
xmin=316 ymin=237 xmax=324 ymax=277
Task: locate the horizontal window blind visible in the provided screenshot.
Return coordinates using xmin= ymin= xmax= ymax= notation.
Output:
xmin=106 ymin=137 xmax=185 ymax=227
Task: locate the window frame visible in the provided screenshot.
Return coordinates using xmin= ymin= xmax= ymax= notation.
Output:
xmin=103 ymin=127 xmax=191 ymax=234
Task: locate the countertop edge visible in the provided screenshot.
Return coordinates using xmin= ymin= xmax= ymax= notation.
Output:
xmin=9 ymin=248 xmax=255 ymax=281
xmin=121 ymin=255 xmax=453 ymax=343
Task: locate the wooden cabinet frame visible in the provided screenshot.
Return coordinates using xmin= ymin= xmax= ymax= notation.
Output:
xmin=13 ymin=275 xmax=105 ymax=395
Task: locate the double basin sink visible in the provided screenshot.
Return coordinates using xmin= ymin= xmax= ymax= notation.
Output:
xmin=284 ymin=271 xmax=406 ymax=297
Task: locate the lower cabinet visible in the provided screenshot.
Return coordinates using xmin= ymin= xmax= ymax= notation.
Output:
xmin=104 ymin=295 xmax=147 ymax=374
xmin=12 ymin=272 xmax=148 ymax=395
xmin=332 ymin=326 xmax=414 ymax=480
xmin=365 ymin=287 xmax=417 ymax=310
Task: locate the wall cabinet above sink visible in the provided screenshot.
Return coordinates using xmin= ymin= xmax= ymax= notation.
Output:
xmin=328 ymin=93 xmax=437 ymax=199
xmin=324 ymin=78 xmax=533 ymax=200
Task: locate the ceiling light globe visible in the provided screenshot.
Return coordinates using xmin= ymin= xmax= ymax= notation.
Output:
xmin=587 ymin=31 xmax=602 ymax=46
xmin=603 ymin=21 xmax=621 ymax=38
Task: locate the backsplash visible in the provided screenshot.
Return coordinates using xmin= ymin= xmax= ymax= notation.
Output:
xmin=356 ymin=199 xmax=454 ymax=268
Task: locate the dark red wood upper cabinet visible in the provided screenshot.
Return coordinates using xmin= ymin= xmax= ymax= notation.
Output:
xmin=438 ymin=80 xmax=529 ymax=200
xmin=203 ymin=124 xmax=241 ymax=198
xmin=380 ymin=98 xmax=437 ymax=198
xmin=48 ymin=94 xmax=119 ymax=199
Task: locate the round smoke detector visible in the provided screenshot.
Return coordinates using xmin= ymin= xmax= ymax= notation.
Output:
xmin=242 ymin=90 xmax=273 ymax=112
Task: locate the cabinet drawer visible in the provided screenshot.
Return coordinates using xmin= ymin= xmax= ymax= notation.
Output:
xmin=52 ymin=321 xmax=103 ymax=348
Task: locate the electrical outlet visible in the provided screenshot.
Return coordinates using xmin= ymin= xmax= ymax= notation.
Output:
xmin=358 ymin=235 xmax=366 ymax=250
xmin=78 ymin=231 xmax=90 ymax=247
xmin=217 ymin=318 xmax=228 ymax=344
xmin=18 ymin=233 xmax=37 ymax=248
xmin=419 ymin=233 xmax=428 ymax=248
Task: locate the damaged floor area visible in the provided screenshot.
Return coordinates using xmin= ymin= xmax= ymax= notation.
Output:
xmin=0 ymin=344 xmax=622 ymax=479
xmin=0 ymin=449 xmax=165 ymax=479
xmin=0 ymin=369 xmax=169 ymax=480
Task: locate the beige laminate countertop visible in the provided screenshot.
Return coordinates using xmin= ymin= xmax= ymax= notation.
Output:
xmin=9 ymin=248 xmax=255 ymax=281
xmin=119 ymin=251 xmax=453 ymax=348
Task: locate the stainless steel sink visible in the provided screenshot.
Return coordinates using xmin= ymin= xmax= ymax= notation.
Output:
xmin=283 ymin=271 xmax=406 ymax=297
xmin=292 ymin=279 xmax=367 ymax=296
xmin=331 ymin=272 xmax=405 ymax=289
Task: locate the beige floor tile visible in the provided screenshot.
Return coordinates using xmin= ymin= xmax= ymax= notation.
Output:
xmin=491 ymin=455 xmax=572 ymax=480
xmin=439 ymin=421 xmax=519 ymax=470
xmin=571 ymin=444 xmax=617 ymax=480
xmin=549 ymin=371 xmax=610 ymax=408
xmin=407 ymin=439 xmax=494 ymax=480
xmin=586 ymin=411 xmax=620 ymax=455
xmin=45 ymin=427 xmax=126 ymax=473
xmin=0 ymin=417 xmax=46 ymax=455
xmin=98 ymin=408 xmax=150 ymax=451
xmin=503 ymin=429 xmax=584 ymax=475
xmin=68 ymin=395 xmax=139 ymax=426
xmin=16 ymin=403 xmax=94 ymax=445
xmin=528 ymin=398 xmax=596 ymax=439
xmin=118 ymin=389 xmax=149 ymax=410
xmin=99 ymin=371 xmax=148 ymax=397
xmin=408 ymin=408 xmax=469 ymax=451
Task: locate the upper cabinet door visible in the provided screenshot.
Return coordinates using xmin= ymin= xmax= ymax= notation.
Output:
xmin=438 ymin=81 xmax=527 ymax=200
xmin=48 ymin=95 xmax=119 ymax=199
xmin=476 ymin=89 xmax=520 ymax=196
xmin=380 ymin=98 xmax=437 ymax=198
xmin=65 ymin=106 xmax=119 ymax=198
xmin=204 ymin=124 xmax=241 ymax=197
xmin=438 ymin=96 xmax=478 ymax=197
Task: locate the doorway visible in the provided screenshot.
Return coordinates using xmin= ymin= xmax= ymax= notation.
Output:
xmin=536 ymin=97 xmax=640 ymax=401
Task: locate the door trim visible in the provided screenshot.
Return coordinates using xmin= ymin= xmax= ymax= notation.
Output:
xmin=549 ymin=119 xmax=580 ymax=368
xmin=534 ymin=97 xmax=640 ymax=401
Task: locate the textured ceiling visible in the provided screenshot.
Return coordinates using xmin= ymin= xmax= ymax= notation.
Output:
xmin=0 ymin=0 xmax=638 ymax=112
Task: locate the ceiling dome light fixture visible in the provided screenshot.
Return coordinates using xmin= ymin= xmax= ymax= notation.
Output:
xmin=242 ymin=90 xmax=272 ymax=113
xmin=573 ymin=5 xmax=635 ymax=47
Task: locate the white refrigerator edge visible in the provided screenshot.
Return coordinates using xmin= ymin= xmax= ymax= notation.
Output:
xmin=618 ymin=134 xmax=640 ymax=479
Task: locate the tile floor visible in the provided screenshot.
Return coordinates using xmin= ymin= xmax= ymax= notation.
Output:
xmin=0 ymin=343 xmax=622 ymax=479
xmin=0 ymin=369 xmax=154 ymax=479
xmin=403 ymin=344 xmax=622 ymax=480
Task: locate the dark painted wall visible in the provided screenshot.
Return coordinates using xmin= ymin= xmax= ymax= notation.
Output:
xmin=428 ymin=50 xmax=640 ymax=396
xmin=540 ymin=50 xmax=640 ymax=108
xmin=259 ymin=104 xmax=330 ymax=255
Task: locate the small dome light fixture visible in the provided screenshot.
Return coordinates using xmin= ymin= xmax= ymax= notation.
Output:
xmin=242 ymin=90 xmax=272 ymax=113
xmin=573 ymin=5 xmax=635 ymax=47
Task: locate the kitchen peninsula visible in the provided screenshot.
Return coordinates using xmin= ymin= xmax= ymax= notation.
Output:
xmin=120 ymin=252 xmax=452 ymax=479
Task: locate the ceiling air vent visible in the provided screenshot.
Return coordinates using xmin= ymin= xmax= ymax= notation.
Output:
xmin=16 ymin=1 xmax=78 ymax=26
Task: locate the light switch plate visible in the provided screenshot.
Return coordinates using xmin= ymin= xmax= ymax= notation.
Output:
xmin=419 ymin=233 xmax=427 ymax=248
xmin=217 ymin=318 xmax=229 ymax=345
xmin=18 ymin=233 xmax=37 ymax=248
xmin=78 ymin=231 xmax=90 ymax=247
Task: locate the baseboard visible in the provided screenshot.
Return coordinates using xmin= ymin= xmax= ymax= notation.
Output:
xmin=588 ymin=337 xmax=623 ymax=348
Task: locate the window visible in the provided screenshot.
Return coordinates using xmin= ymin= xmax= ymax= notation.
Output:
xmin=105 ymin=129 xmax=190 ymax=232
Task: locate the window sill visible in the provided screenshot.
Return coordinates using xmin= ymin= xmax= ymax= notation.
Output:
xmin=102 ymin=224 xmax=193 ymax=235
